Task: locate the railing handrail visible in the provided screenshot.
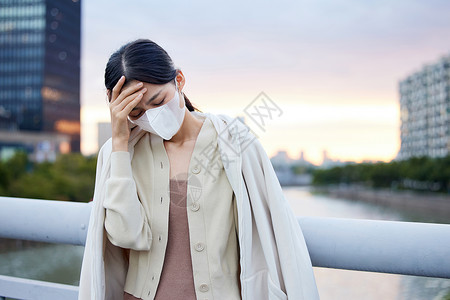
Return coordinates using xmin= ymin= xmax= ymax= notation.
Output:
xmin=300 ymin=216 xmax=450 ymax=278
xmin=0 ymin=196 xmax=449 ymax=299
xmin=0 ymin=274 xmax=78 ymax=300
xmin=0 ymin=196 xmax=91 ymax=246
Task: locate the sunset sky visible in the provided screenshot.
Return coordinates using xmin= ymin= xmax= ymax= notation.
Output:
xmin=80 ymin=0 xmax=450 ymax=165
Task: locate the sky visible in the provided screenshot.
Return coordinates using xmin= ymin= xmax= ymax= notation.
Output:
xmin=80 ymin=0 xmax=450 ymax=165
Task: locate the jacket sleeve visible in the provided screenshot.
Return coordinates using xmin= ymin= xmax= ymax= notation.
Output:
xmin=103 ymin=151 xmax=152 ymax=251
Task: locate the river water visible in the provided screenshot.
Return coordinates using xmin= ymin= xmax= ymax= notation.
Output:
xmin=0 ymin=186 xmax=449 ymax=299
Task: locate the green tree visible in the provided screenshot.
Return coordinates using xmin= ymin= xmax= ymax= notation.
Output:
xmin=1 ymin=152 xmax=97 ymax=202
xmin=312 ymin=155 xmax=450 ymax=193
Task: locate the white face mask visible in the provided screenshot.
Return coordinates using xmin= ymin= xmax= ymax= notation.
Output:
xmin=129 ymin=79 xmax=186 ymax=140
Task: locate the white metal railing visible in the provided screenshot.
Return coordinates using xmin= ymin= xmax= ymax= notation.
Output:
xmin=0 ymin=196 xmax=449 ymax=299
xmin=0 ymin=197 xmax=89 ymax=300
xmin=0 ymin=275 xmax=78 ymax=300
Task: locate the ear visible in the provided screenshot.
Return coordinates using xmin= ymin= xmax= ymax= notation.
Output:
xmin=175 ymin=69 xmax=186 ymax=91
xmin=106 ymin=89 xmax=111 ymax=100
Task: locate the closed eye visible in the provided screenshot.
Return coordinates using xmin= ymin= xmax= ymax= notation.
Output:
xmin=130 ymin=111 xmax=143 ymax=119
xmin=130 ymin=98 xmax=165 ymax=119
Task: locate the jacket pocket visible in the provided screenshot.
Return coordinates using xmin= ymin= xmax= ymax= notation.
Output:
xmin=243 ymin=269 xmax=287 ymax=300
xmin=267 ymin=274 xmax=287 ymax=300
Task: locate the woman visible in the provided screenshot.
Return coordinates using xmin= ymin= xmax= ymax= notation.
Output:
xmin=78 ymin=38 xmax=320 ymax=300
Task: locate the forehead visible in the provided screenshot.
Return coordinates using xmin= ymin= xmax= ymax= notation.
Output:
xmin=122 ymin=80 xmax=171 ymax=91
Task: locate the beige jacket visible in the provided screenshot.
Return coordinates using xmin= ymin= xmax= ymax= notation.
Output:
xmin=78 ymin=111 xmax=320 ymax=300
xmin=103 ymin=116 xmax=241 ymax=299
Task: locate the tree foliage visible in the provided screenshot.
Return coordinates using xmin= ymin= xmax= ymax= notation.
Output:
xmin=312 ymin=155 xmax=450 ymax=193
xmin=0 ymin=151 xmax=97 ymax=202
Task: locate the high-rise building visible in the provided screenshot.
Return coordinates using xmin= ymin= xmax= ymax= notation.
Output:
xmin=397 ymin=53 xmax=450 ymax=160
xmin=0 ymin=0 xmax=81 ymax=160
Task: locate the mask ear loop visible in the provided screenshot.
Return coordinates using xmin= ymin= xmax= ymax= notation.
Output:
xmin=175 ymin=77 xmax=179 ymax=93
xmin=175 ymin=76 xmax=185 ymax=109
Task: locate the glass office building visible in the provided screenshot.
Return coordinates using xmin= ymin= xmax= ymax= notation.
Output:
xmin=0 ymin=0 xmax=81 ymax=157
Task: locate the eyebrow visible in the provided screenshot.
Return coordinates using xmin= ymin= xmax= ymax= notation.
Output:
xmin=132 ymin=88 xmax=163 ymax=111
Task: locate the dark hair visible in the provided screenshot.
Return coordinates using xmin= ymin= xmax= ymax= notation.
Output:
xmin=104 ymin=38 xmax=201 ymax=112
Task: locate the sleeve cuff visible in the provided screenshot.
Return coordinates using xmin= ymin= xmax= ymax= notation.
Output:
xmin=110 ymin=151 xmax=133 ymax=178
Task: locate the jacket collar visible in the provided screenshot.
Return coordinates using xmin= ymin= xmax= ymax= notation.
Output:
xmin=126 ymin=110 xmax=246 ymax=199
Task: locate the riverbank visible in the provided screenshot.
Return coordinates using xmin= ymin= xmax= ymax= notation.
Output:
xmin=0 ymin=238 xmax=50 ymax=253
xmin=311 ymin=185 xmax=450 ymax=223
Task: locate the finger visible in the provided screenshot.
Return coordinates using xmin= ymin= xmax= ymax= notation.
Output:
xmin=111 ymin=80 xmax=145 ymax=106
xmin=109 ymin=85 xmax=144 ymax=112
xmin=110 ymin=90 xmax=144 ymax=122
xmin=121 ymin=91 xmax=145 ymax=115
xmin=115 ymin=87 xmax=146 ymax=112
xmin=111 ymin=75 xmax=125 ymax=104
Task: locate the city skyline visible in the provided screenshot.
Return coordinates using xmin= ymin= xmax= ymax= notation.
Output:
xmin=80 ymin=0 xmax=450 ymax=165
xmin=0 ymin=0 xmax=81 ymax=160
